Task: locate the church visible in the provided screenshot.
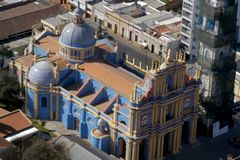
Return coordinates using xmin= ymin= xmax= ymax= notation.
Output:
xmin=10 ymin=5 xmax=200 ymax=160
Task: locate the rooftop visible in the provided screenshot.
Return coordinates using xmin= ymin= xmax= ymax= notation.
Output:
xmin=53 ymin=135 xmax=116 ymax=160
xmin=78 ymin=61 xmax=141 ymax=96
xmin=0 ymin=0 xmax=67 ymax=40
xmin=0 ymin=109 xmax=33 ymax=138
xmin=0 ymin=137 xmax=15 ymax=148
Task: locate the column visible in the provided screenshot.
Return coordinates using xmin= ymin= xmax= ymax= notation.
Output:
xmin=162 ymin=106 xmax=166 ymax=123
xmin=173 ymin=128 xmax=181 ymax=154
xmin=125 ymin=139 xmax=132 ymax=160
xmin=151 ymin=135 xmax=157 ymax=159
xmin=174 ymin=101 xmax=178 ymax=118
xmin=157 ymin=134 xmax=164 ymax=160
xmin=110 ymin=128 xmax=117 ymax=155
xmin=190 ymin=117 xmax=198 ymax=144
xmin=56 ymin=87 xmax=60 ymax=121
xmin=177 ymin=127 xmax=182 ymax=150
xmin=49 ymin=84 xmax=53 ymax=120
xmin=113 ymin=103 xmax=119 ymax=127
xmin=24 ymin=79 xmax=28 ymax=114
xmin=132 ymin=141 xmax=139 ymax=160
xmin=148 ymin=136 xmax=153 ymax=160
xmin=19 ymin=66 xmax=23 ymax=97
xmin=128 ymin=109 xmax=134 ymax=135
xmin=135 ymin=111 xmax=140 ymax=134
xmin=194 ymin=88 xmax=199 ymax=110
xmin=34 ymin=84 xmax=38 ymax=119
xmin=162 ymin=76 xmax=166 ymax=96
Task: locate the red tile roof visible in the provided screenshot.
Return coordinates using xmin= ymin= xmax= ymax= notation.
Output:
xmin=0 ymin=109 xmax=32 ymax=138
xmin=78 ymin=61 xmax=141 ymax=96
xmin=0 ymin=137 xmax=15 ymax=148
xmin=0 ymin=108 xmax=10 ymax=116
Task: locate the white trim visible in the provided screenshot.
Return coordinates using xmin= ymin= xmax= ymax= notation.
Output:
xmin=6 ymin=127 xmax=38 ymax=142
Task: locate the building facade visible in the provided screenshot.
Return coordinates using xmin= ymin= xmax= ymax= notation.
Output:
xmin=180 ymin=0 xmax=197 ymax=59
xmin=194 ymin=0 xmax=237 ymax=112
xmin=11 ymin=6 xmax=200 ymax=160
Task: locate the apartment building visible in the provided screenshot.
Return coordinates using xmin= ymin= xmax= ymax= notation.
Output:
xmin=180 ymin=0 xmax=197 ymax=59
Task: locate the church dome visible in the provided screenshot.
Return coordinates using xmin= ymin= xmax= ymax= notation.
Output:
xmin=59 ymin=22 xmax=95 ymax=49
xmin=28 ymin=60 xmax=55 ymax=86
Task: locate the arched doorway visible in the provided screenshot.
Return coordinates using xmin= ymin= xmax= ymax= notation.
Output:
xmin=163 ymin=132 xmax=171 ymax=157
xmin=118 ymin=137 xmax=126 ymax=159
xmin=182 ymin=121 xmax=190 ymax=145
xmin=139 ymin=139 xmax=148 ymax=160
xmin=74 ymin=117 xmax=80 ymax=131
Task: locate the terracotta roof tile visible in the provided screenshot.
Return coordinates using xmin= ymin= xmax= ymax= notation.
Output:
xmin=15 ymin=54 xmax=34 ymax=68
xmin=0 ymin=137 xmax=15 ymax=148
xmin=78 ymin=61 xmax=141 ymax=97
xmin=38 ymin=36 xmax=59 ymax=54
xmin=0 ymin=110 xmax=32 ymax=138
xmin=0 ymin=108 xmax=10 ymax=116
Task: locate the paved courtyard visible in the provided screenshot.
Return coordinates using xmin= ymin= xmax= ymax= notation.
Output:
xmin=44 ymin=121 xmax=79 ymax=137
xmin=166 ymin=128 xmax=240 ymax=160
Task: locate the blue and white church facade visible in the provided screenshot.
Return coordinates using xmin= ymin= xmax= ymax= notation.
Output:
xmin=10 ymin=6 xmax=200 ymax=160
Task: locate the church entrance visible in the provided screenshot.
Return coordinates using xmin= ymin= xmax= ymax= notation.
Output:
xmin=163 ymin=132 xmax=171 ymax=157
xmin=182 ymin=121 xmax=190 ymax=145
xmin=139 ymin=139 xmax=148 ymax=160
xmin=118 ymin=137 xmax=126 ymax=159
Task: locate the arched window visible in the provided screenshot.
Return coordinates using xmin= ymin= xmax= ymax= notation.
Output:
xmin=41 ymin=97 xmax=47 ymax=108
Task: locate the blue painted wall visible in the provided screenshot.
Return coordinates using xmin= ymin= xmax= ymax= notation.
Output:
xmin=27 ymin=88 xmax=34 ymax=117
xmin=38 ymin=93 xmax=50 ymax=120
xmin=33 ymin=45 xmax=47 ymax=58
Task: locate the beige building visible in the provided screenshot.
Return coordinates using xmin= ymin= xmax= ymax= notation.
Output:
xmin=93 ymin=1 xmax=181 ymax=58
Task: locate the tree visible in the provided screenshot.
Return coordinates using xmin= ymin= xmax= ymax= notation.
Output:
xmin=22 ymin=138 xmax=68 ymax=160
xmin=0 ymin=138 xmax=68 ymax=160
xmin=0 ymin=45 xmax=13 ymax=69
xmin=0 ymin=70 xmax=22 ymax=110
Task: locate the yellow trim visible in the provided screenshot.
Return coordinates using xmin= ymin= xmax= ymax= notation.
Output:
xmin=34 ymin=89 xmax=38 ymax=119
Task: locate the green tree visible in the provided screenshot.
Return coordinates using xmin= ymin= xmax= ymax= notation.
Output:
xmin=0 ymin=45 xmax=13 ymax=69
xmin=0 ymin=137 xmax=68 ymax=160
xmin=0 ymin=70 xmax=22 ymax=110
xmin=22 ymin=138 xmax=67 ymax=160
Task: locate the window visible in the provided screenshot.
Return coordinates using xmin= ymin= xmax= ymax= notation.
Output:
xmin=41 ymin=97 xmax=47 ymax=108
xmin=141 ymin=115 xmax=148 ymax=126
xmin=135 ymin=35 xmax=138 ymax=42
xmin=107 ymin=23 xmax=112 ymax=29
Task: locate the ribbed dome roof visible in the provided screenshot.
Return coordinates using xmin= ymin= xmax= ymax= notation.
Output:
xmin=28 ymin=60 xmax=55 ymax=86
xmin=59 ymin=22 xmax=96 ymax=49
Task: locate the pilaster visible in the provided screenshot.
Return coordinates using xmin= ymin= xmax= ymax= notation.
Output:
xmin=34 ymin=84 xmax=38 ymax=119
xmin=24 ymin=79 xmax=28 ymax=113
xmin=49 ymin=84 xmax=53 ymax=120
xmin=125 ymin=139 xmax=132 ymax=160
xmin=157 ymin=133 xmax=164 ymax=160
xmin=132 ymin=141 xmax=139 ymax=160
xmin=110 ymin=128 xmax=117 ymax=155
xmin=190 ymin=117 xmax=198 ymax=144
xmin=147 ymin=136 xmax=153 ymax=160
xmin=128 ymin=109 xmax=134 ymax=135
xmin=56 ymin=87 xmax=60 ymax=120
xmin=19 ymin=65 xmax=23 ymax=97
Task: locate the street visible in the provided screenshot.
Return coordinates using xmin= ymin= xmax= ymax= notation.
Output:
xmin=165 ymin=128 xmax=240 ymax=160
